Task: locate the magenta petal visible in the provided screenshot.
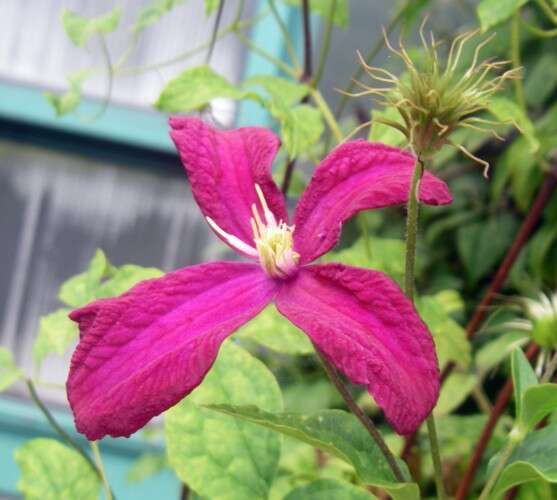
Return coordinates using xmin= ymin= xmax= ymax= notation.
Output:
xmin=275 ymin=263 xmax=439 ymax=435
xmin=169 ymin=117 xmax=287 ymax=254
xmin=67 ymin=262 xmax=276 ymax=440
xmin=293 ymin=140 xmax=452 ymax=263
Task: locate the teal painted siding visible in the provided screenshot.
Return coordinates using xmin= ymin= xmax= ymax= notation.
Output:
xmin=0 ymin=81 xmax=174 ymax=154
xmin=0 ymin=397 xmax=178 ymax=499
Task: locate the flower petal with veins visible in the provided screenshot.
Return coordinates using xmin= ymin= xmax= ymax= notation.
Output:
xmin=67 ymin=262 xmax=276 ymax=440
xmin=293 ymin=140 xmax=452 ymax=263
xmin=275 ymin=263 xmax=439 ymax=435
xmin=170 ymin=117 xmax=287 ymax=255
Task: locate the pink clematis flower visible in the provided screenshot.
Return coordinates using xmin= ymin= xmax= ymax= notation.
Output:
xmin=67 ymin=118 xmax=452 ymax=440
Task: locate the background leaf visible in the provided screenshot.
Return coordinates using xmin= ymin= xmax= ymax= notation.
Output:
xmin=368 ymin=107 xmax=407 ymax=147
xmin=477 ymin=0 xmax=531 ymax=31
xmin=236 ymin=306 xmax=313 ymax=355
xmin=32 ymin=309 xmax=77 ymax=366
xmin=15 ymin=438 xmax=100 ymax=500
xmin=0 ymin=347 xmax=23 ymax=392
xmin=520 ymin=384 xmax=557 ymax=433
xmin=206 ymin=405 xmax=418 ymax=499
xmin=271 ymin=104 xmax=324 ymax=158
xmin=155 ymin=65 xmax=251 ymax=112
xmin=457 ymin=213 xmax=519 ymax=286
xmin=284 ymin=479 xmax=376 ymax=500
xmin=245 ymin=75 xmax=309 ymax=106
xmin=417 ymin=292 xmax=471 ymax=369
xmin=45 ymin=70 xmax=92 ymax=116
xmin=324 ymin=237 xmax=410 ymax=285
xmin=62 ymin=7 xmax=121 ymax=47
xmin=204 ymin=0 xmax=220 ymax=15
xmin=434 ymin=373 xmax=477 ymax=416
xmin=58 ymin=249 xmax=109 ymax=307
xmin=165 ymin=343 xmax=283 ymax=500
xmin=132 ymin=0 xmax=187 ymax=33
xmin=491 ymin=422 xmax=557 ymax=498
xmin=511 ymin=347 xmax=538 ymax=424
xmin=489 ymin=97 xmax=539 ymax=153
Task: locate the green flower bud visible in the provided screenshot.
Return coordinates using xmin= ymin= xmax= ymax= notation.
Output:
xmin=525 ymin=292 xmax=557 ymax=348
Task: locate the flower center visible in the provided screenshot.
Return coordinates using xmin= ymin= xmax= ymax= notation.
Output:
xmin=206 ymin=184 xmax=300 ymax=279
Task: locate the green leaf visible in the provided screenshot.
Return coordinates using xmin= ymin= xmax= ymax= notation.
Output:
xmin=0 ymin=347 xmax=22 ymax=392
xmin=59 ymin=249 xmax=109 ymax=307
xmin=457 ymin=213 xmax=519 ymax=286
xmin=206 ymin=405 xmax=418 ymax=499
xmin=165 ymin=343 xmax=282 ymax=500
xmin=282 ymin=0 xmax=349 ymax=28
xmin=525 ymin=52 xmax=557 ymax=108
xmin=62 ymin=7 xmax=122 ymax=47
xmin=520 ymin=384 xmax=557 ymax=433
xmin=434 ymin=372 xmax=477 ymax=416
xmin=32 ymin=309 xmax=78 ymax=365
xmin=127 ymin=453 xmax=167 ymax=483
xmin=204 ymin=0 xmax=220 ymax=15
xmin=132 ymin=0 xmax=186 ymax=33
xmin=511 ymin=347 xmax=538 ymax=424
xmin=368 ymin=107 xmax=407 ymax=148
xmin=283 ymin=380 xmax=339 ymax=413
xmin=426 ymin=414 xmax=488 ymax=461
xmin=236 ymin=305 xmax=313 ymax=355
xmin=245 ymin=75 xmax=310 ymax=107
xmin=45 ymin=70 xmax=92 ymax=116
xmin=477 ymin=0 xmax=531 ymax=31
xmin=417 ymin=292 xmax=471 ymax=369
xmin=95 ymin=264 xmax=163 ymax=297
xmin=155 ymin=65 xmax=251 ymax=112
xmin=491 ymin=422 xmax=557 ymax=498
xmin=273 ymin=104 xmax=324 ymax=158
xmin=15 ymin=438 xmax=100 ymax=500
xmin=58 ymin=250 xmax=162 ymax=307
xmin=324 ymin=237 xmax=408 ymax=285
xmin=489 ymin=97 xmax=540 ymax=153
xmin=400 ymin=0 xmax=431 ymax=34
xmin=476 ymin=331 xmax=530 ymax=374
xmin=284 ymin=479 xmax=376 ymax=500
xmin=528 ymin=225 xmax=557 ymax=281
xmin=492 ymin=135 xmax=542 ymax=212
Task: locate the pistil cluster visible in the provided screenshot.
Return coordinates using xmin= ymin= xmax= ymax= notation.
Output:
xmin=207 ymin=184 xmax=300 ymax=279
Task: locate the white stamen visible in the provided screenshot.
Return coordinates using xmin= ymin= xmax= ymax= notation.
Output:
xmin=206 ymin=216 xmax=258 ymax=257
xmin=255 ymin=184 xmax=278 ymax=228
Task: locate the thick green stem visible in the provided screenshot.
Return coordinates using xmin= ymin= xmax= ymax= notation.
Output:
xmin=403 ymin=158 xmax=447 ymax=500
xmin=403 ymin=159 xmax=424 ymax=301
xmin=478 ymin=440 xmax=516 ymax=500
